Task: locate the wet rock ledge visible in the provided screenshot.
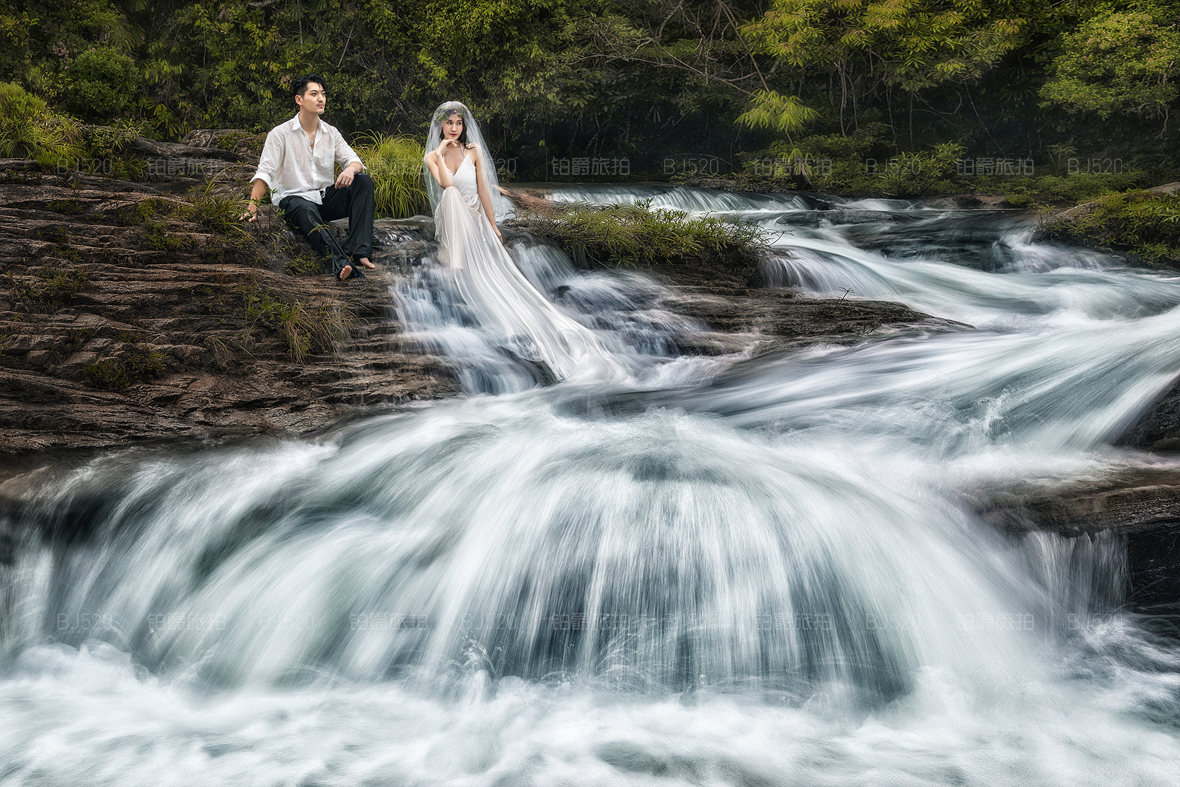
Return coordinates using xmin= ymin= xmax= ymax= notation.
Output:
xmin=969 ymin=467 xmax=1180 ymax=609
xmin=1 ymin=136 xmax=1177 ymax=467
xmin=0 ymin=152 xmax=458 ymax=455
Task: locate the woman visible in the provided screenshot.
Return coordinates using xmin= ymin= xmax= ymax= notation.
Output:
xmin=423 ymin=101 xmax=623 ymax=383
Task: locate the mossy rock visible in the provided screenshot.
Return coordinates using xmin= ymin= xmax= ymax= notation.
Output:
xmin=1041 ymin=189 xmax=1180 ymax=268
xmin=82 ymin=345 xmax=168 ymax=390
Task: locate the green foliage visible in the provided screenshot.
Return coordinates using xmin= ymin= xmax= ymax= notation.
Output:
xmin=749 ymin=132 xmax=1152 ymax=199
xmin=0 ymin=0 xmax=1177 ymax=196
xmin=993 ymin=172 xmax=1147 ymax=207
xmin=284 ymin=250 xmax=324 ymax=276
xmin=60 ymin=47 xmax=140 ymax=122
xmin=511 ymin=200 xmax=769 ymax=269
xmin=0 ymin=0 xmax=134 ymax=85
xmin=29 ymin=224 xmax=71 ymax=244
xmin=415 ymin=0 xmax=588 ymax=122
xmin=80 ymin=119 xmax=147 ymax=179
xmin=112 ymin=197 xmax=173 ymax=225
xmin=1043 ymin=190 xmax=1180 ymax=267
xmin=44 ymin=199 xmax=88 ymax=215
xmin=240 ymin=285 xmax=349 ymax=363
xmin=141 ymin=217 xmax=192 ymax=251
xmin=214 ymin=130 xmax=264 ymax=155
xmin=1040 ymin=8 xmax=1179 ymax=126
xmin=0 ymin=83 xmax=146 ymax=178
xmin=183 ymin=181 xmax=252 ymax=237
xmin=0 ymin=12 xmax=35 ymax=83
xmin=352 ymin=133 xmax=429 ymax=218
xmin=83 ymin=344 xmax=168 ymax=390
xmin=3 ymin=265 xmax=89 ymax=313
xmin=736 ymin=90 xmax=820 ymax=139
xmin=748 ymin=126 xmax=885 ymax=192
xmin=756 ymin=130 xmax=965 ymax=196
xmin=873 ymin=143 xmax=966 ymax=197
xmin=112 ymin=189 xmax=255 ymax=258
xmin=0 ymin=82 xmax=83 ymax=167
xmin=168 ymin=2 xmax=290 ymax=129
xmin=741 ymin=0 xmax=1025 ymax=136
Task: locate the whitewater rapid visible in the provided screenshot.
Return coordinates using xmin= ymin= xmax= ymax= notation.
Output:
xmin=1 ymin=184 xmax=1179 ymax=785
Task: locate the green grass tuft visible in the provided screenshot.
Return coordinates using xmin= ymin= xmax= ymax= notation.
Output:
xmin=352 ymin=133 xmax=430 ymax=218
xmin=3 ymin=265 xmax=89 ymax=312
xmin=240 ymin=284 xmax=350 ymax=363
xmin=82 ymin=345 xmax=168 ymax=390
xmin=0 ymin=82 xmax=84 ymax=169
xmin=510 ymin=200 xmax=769 ymax=269
xmin=284 ymin=250 xmax=324 ymax=276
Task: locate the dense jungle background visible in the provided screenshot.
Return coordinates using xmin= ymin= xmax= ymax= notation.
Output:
xmin=2 ymin=0 xmax=1177 ymax=181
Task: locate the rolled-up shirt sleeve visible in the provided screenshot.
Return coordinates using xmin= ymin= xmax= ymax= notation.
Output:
xmin=252 ymin=129 xmax=283 ymax=187
xmin=334 ymin=131 xmax=363 ymax=171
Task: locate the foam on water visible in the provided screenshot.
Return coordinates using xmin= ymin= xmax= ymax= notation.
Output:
xmin=3 ymin=185 xmax=1180 ymax=784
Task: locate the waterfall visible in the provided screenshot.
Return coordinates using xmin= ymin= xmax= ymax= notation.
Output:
xmin=2 ymin=187 xmax=1179 ymax=784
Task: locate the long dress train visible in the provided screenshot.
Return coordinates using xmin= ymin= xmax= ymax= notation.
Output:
xmin=433 ymin=153 xmax=624 ymax=382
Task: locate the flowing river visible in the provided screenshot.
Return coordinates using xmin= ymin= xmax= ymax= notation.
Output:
xmin=2 ymin=186 xmax=1179 ymax=784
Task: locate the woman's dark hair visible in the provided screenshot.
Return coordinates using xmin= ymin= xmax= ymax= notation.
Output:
xmin=293 ymin=74 xmax=326 ymax=98
xmin=437 ymin=109 xmax=470 ymax=147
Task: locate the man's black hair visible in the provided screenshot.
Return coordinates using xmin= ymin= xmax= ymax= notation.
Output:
xmin=293 ymin=74 xmax=326 ymax=98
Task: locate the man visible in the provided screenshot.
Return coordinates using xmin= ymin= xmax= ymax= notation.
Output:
xmin=243 ymin=74 xmax=377 ymax=281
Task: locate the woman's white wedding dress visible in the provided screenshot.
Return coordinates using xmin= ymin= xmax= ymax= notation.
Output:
xmin=434 ymin=151 xmax=624 ymax=383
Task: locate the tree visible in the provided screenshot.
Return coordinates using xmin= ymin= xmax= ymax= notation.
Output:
xmin=1039 ymin=5 xmax=1179 ymax=134
xmin=741 ymin=0 xmax=1025 ymax=143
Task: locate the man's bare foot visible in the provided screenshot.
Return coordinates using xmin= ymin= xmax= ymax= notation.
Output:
xmin=355 ymin=257 xmax=377 ymax=269
xmin=339 ymin=264 xmax=354 ymax=281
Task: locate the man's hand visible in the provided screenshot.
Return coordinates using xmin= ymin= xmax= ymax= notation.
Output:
xmin=335 ymin=161 xmax=363 ymax=188
xmin=243 ymin=178 xmax=267 ymax=221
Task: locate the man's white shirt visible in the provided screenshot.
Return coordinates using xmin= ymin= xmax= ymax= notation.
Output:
xmin=252 ymin=114 xmax=362 ymax=206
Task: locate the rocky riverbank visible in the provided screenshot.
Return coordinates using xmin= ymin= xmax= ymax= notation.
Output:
xmin=0 ymin=153 xmax=458 ymax=456
xmin=1036 ymin=182 xmax=1180 ymax=270
xmin=0 ymin=137 xmax=972 ymax=457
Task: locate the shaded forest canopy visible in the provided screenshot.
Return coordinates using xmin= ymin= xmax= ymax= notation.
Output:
xmin=2 ymin=0 xmax=1178 ymax=182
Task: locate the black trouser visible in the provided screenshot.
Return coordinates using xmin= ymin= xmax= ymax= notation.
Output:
xmin=278 ymin=173 xmax=375 ymax=277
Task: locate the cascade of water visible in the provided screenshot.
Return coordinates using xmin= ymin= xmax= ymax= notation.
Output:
xmin=1 ymin=398 xmax=1055 ymax=698
xmin=2 ymin=186 xmax=1179 ymax=783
